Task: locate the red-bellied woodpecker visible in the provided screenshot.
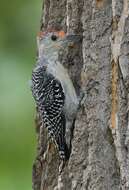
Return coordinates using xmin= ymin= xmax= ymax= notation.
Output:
xmin=31 ymin=30 xmax=81 ymax=172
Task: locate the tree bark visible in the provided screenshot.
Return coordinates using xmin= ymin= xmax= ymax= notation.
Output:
xmin=32 ymin=0 xmax=129 ymax=189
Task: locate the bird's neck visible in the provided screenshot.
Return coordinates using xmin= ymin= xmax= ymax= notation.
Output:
xmin=38 ymin=51 xmax=59 ymax=69
xmin=44 ymin=51 xmax=59 ymax=64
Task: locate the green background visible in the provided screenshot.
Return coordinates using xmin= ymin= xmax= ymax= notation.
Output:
xmin=0 ymin=1 xmax=42 ymax=189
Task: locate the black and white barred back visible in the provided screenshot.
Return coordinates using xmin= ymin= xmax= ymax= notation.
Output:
xmin=31 ymin=65 xmax=69 ymax=160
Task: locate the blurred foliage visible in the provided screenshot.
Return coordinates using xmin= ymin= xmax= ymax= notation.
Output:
xmin=0 ymin=1 xmax=42 ymax=189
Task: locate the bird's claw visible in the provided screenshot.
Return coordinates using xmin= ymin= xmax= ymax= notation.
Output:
xmin=78 ymin=90 xmax=86 ymax=108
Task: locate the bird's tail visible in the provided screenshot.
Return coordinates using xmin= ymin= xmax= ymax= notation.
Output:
xmin=57 ymin=136 xmax=70 ymax=161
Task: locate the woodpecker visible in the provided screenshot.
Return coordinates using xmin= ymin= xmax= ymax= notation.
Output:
xmin=31 ymin=30 xmax=81 ymax=171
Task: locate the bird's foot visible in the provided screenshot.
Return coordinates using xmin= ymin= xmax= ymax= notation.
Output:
xmin=78 ymin=90 xmax=86 ymax=108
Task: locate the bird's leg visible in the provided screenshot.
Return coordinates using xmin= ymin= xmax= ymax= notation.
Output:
xmin=78 ymin=90 xmax=86 ymax=108
xmin=78 ymin=80 xmax=100 ymax=107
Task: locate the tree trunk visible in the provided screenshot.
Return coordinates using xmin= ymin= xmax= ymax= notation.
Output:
xmin=32 ymin=0 xmax=129 ymax=189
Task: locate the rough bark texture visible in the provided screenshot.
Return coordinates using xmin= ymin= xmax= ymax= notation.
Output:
xmin=32 ymin=0 xmax=129 ymax=189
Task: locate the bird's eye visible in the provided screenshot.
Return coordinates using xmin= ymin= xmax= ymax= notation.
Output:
xmin=51 ymin=35 xmax=57 ymax=41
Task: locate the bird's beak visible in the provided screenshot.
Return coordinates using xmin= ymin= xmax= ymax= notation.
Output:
xmin=65 ymin=34 xmax=83 ymax=43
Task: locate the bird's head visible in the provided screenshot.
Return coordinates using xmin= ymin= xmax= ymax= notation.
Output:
xmin=37 ymin=30 xmax=82 ymax=59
